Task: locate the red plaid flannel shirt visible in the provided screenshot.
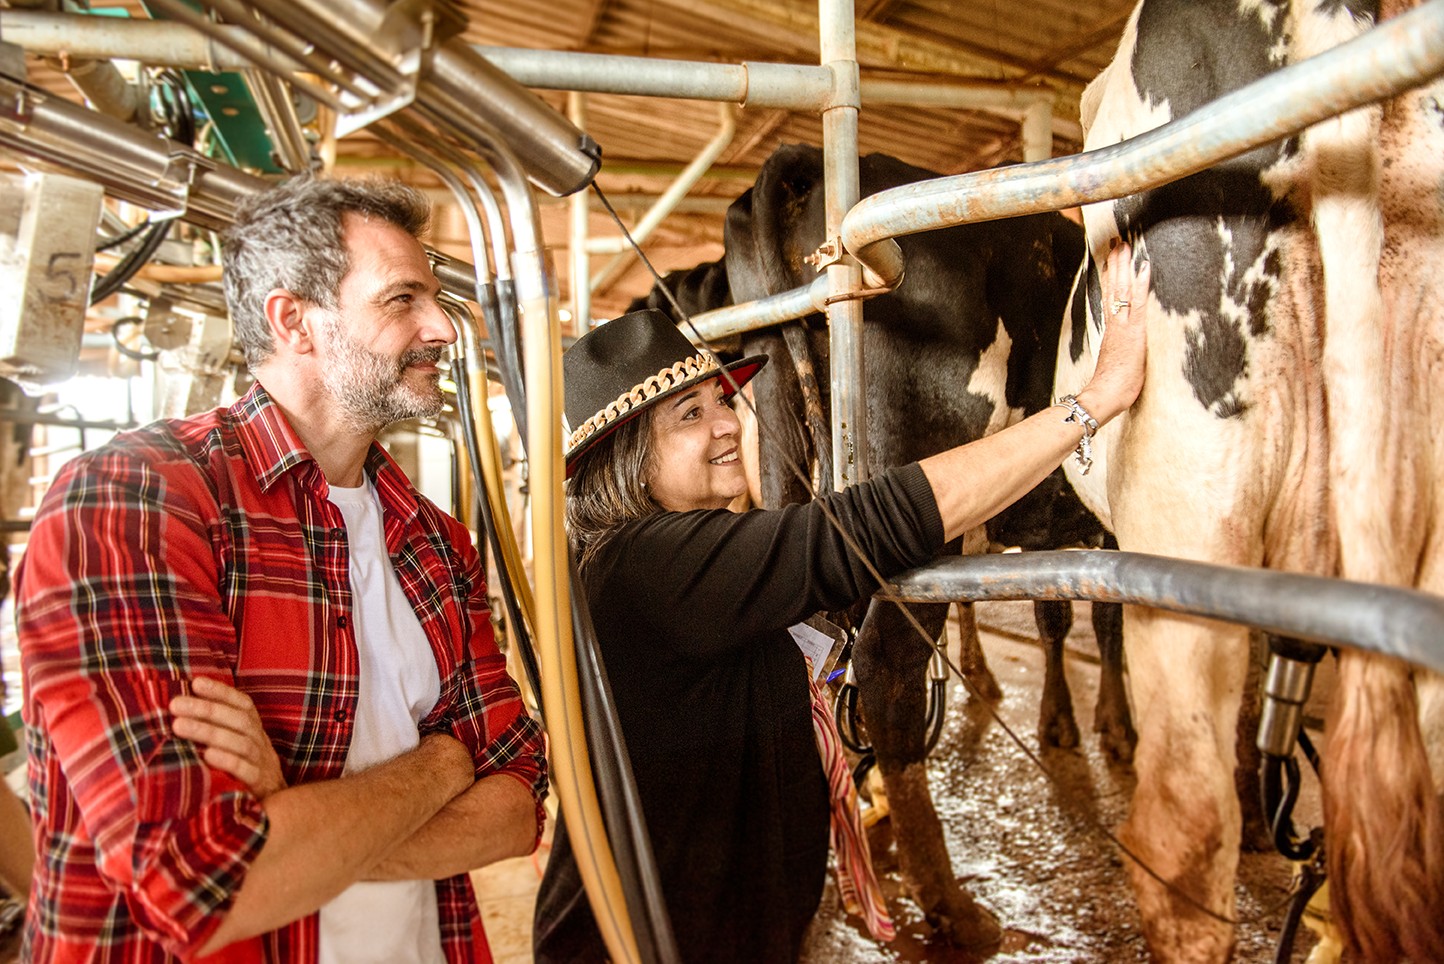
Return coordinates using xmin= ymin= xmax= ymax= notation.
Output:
xmin=17 ymin=383 xmax=547 ymax=962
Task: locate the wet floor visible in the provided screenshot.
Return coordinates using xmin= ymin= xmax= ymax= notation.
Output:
xmin=800 ymin=601 xmax=1324 ymax=963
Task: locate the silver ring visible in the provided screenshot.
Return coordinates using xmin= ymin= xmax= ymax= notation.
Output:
xmin=1110 ymin=299 xmax=1130 ymax=315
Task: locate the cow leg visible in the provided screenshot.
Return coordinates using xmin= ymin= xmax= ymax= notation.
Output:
xmin=1118 ymin=609 xmax=1250 ymax=963
xmin=1034 ymin=600 xmax=1080 ymax=750
xmin=853 ymin=599 xmax=1002 ymax=951
xmin=1090 ymin=600 xmax=1136 ymax=764
xmin=953 ymin=601 xmax=1002 ymax=702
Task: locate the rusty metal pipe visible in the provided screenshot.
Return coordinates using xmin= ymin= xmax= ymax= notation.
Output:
xmin=841 ymin=0 xmax=1444 ymax=286
xmin=886 ymin=551 xmax=1444 ymax=675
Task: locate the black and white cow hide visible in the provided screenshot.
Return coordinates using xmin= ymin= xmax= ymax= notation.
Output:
xmin=1055 ymin=1 xmax=1444 ymax=960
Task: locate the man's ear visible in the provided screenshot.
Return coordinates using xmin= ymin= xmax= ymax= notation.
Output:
xmin=263 ymin=288 xmax=317 ymax=355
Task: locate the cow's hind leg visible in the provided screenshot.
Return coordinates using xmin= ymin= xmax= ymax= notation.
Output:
xmin=954 ymin=601 xmax=1002 ymax=702
xmin=1091 ymin=600 xmax=1136 ymax=764
xmin=1035 ymin=600 xmax=1080 ymax=749
xmin=1120 ymin=609 xmax=1250 ymax=962
xmin=853 ymin=599 xmax=1003 ymax=951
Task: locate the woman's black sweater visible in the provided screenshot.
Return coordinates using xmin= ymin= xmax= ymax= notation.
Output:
xmin=533 ymin=463 xmax=944 ymax=963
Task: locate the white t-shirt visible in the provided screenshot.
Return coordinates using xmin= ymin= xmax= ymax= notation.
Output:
xmin=318 ymin=479 xmax=445 ymax=964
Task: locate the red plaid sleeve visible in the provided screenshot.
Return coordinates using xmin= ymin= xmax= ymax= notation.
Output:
xmin=433 ymin=517 xmax=547 ymax=849
xmin=18 ymin=442 xmax=269 ymax=957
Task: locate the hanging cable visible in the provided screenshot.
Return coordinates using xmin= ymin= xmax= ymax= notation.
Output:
xmin=89 ymin=71 xmax=196 ymax=306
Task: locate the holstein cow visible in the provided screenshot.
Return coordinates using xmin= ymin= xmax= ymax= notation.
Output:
xmin=715 ymin=143 xmax=1133 ymax=946
xmin=1054 ymin=1 xmax=1444 ymax=960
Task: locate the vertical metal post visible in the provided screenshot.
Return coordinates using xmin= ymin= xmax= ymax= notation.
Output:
xmin=819 ymin=0 xmax=867 ymax=488
xmin=568 ymin=92 xmax=592 ymax=330
xmin=1021 ymin=98 xmax=1053 ymax=162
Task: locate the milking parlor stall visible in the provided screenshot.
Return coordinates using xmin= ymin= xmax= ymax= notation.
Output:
xmin=1 ymin=0 xmax=1443 ymax=961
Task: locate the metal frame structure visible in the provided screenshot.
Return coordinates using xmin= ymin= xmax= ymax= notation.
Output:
xmin=5 ymin=2 xmax=1444 ymax=961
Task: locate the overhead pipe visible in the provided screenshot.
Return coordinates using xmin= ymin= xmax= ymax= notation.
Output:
xmin=476 ymin=46 xmax=833 ymax=110
xmin=235 ymin=0 xmax=601 ymax=196
xmin=886 ymin=551 xmax=1444 ymax=676
xmin=1 ymin=10 xmax=1081 ymax=128
xmin=0 ymin=73 xmax=498 ymax=307
xmin=840 ymin=0 xmax=1444 ymax=288
xmin=819 ymin=0 xmax=867 ymax=490
xmin=57 ymin=57 xmax=139 ymax=122
xmin=0 ymin=74 xmax=262 ymax=228
xmin=0 ymin=10 xmax=291 ymax=72
xmin=587 ymin=103 xmax=736 ymax=293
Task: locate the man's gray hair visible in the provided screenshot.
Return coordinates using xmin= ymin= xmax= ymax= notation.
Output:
xmin=222 ymin=177 xmax=431 ymax=369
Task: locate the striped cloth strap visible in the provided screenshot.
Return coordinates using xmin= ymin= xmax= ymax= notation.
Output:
xmin=805 ymin=663 xmax=896 ymax=942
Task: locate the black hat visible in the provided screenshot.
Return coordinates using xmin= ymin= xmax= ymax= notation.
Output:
xmin=563 ymin=308 xmax=767 ymax=477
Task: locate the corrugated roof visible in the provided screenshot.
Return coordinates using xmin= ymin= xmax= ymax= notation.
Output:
xmin=5 ymin=0 xmax=1137 ymax=320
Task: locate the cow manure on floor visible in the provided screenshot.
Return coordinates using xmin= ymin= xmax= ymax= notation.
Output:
xmin=800 ymin=607 xmax=1319 ymax=962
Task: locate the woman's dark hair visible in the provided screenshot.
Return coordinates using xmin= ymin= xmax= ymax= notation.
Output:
xmin=565 ymin=407 xmax=661 ymax=571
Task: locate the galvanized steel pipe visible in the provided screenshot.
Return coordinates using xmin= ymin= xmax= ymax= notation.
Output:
xmin=886 ymin=551 xmax=1444 ymax=676
xmin=2 ymin=11 xmax=1077 ymax=121
xmin=820 ymin=0 xmax=868 ymax=489
xmin=0 ymin=10 xmax=278 ymax=71
xmin=477 ymin=46 xmax=834 ymax=111
xmin=841 ymin=0 xmax=1444 ymax=287
xmin=684 ymin=277 xmax=831 ymax=344
xmin=0 ymin=74 xmax=499 ymax=306
xmin=0 ymin=76 xmax=262 ymax=227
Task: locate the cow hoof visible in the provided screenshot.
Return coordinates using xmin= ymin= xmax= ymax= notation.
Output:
xmin=963 ymin=668 xmax=1003 ymax=703
xmin=1040 ymin=713 xmax=1080 ymax=750
xmin=933 ymin=895 xmax=1003 ymax=954
xmin=1095 ymin=719 xmax=1137 ymax=764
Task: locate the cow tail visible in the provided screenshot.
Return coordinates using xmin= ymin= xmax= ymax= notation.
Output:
xmin=1324 ymin=654 xmax=1444 ymax=962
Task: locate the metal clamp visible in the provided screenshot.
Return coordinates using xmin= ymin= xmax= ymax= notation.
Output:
xmin=1257 ymin=654 xmax=1318 ymax=758
xmin=803 ymin=236 xmax=844 ymax=272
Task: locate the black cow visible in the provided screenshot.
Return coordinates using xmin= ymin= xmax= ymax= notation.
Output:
xmin=637 ymin=143 xmax=1135 ymax=947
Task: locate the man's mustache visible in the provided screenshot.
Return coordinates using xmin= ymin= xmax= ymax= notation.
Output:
xmin=399 ymin=347 xmax=445 ymax=369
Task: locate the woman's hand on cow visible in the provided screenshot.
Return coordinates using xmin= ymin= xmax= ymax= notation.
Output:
xmin=1076 ymin=240 xmax=1150 ymax=425
xmin=171 ymin=675 xmax=288 ymax=798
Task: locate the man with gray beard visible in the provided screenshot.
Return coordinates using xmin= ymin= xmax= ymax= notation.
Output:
xmin=16 ymin=177 xmax=547 ymax=963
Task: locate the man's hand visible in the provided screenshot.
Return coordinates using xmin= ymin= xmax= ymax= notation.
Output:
xmin=171 ymin=677 xmax=287 ymax=798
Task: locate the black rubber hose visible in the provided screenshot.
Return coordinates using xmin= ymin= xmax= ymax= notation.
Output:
xmin=922 ymin=677 xmax=947 ymax=754
xmin=96 ymin=218 xmax=152 ymax=252
xmin=1261 ymin=755 xmax=1315 ymax=862
xmin=89 ymin=219 xmax=171 ymax=306
xmin=110 ymin=317 xmax=160 ymax=362
xmin=570 ymin=560 xmax=680 ymax=964
xmin=834 ymin=682 xmax=871 ymax=755
xmin=450 ymin=348 xmax=544 ymax=719
xmin=489 ymin=279 xmax=528 ymax=442
xmin=851 ymin=752 xmax=876 ymax=789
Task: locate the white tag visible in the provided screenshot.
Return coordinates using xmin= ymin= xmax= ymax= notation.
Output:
xmin=788 ymin=620 xmax=837 ymax=680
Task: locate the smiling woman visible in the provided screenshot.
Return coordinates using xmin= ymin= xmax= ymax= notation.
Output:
xmin=538 ymin=249 xmax=1149 ymax=964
